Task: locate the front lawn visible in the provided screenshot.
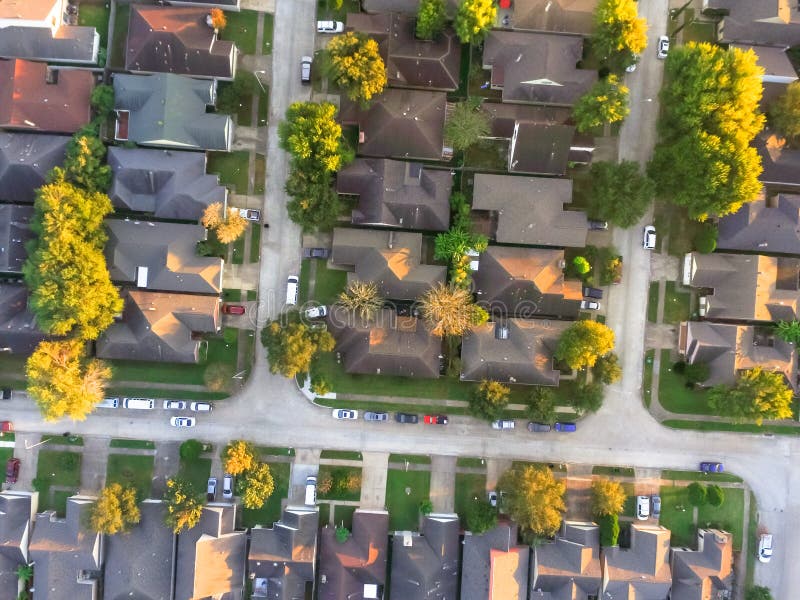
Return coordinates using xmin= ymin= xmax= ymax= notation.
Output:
xmin=219 ymin=10 xmax=260 ymax=55
xmin=454 ymin=473 xmax=487 ymax=527
xmin=232 ymin=225 xmax=248 ymax=265
xmin=262 ymin=13 xmax=274 ymax=54
xmin=35 ymin=450 xmax=82 ymax=515
xmin=643 ymin=350 xmax=654 ymax=408
xmin=385 ymin=469 xmax=430 ymax=531
xmin=657 ymin=349 xmax=713 ymax=415
xmin=659 ymin=485 xmax=745 ymax=550
xmin=663 ymin=419 xmax=800 ymax=436
xmin=647 ymin=282 xmax=659 ymax=323
xmin=78 ymin=4 xmax=111 ymax=48
xmin=317 ymin=0 xmax=360 ymax=21
xmin=106 ymin=454 xmax=155 ymax=499
xmin=241 ymin=461 xmax=290 ymax=527
xmin=207 ymin=151 xmax=250 ymax=194
xmin=177 ymin=457 xmax=212 ymax=492
xmin=110 ymin=439 xmax=155 ymax=450
xmin=661 ymin=469 xmax=743 ymax=484
xmin=317 ymin=465 xmax=362 ymax=501
xmin=663 ymin=282 xmax=691 ymax=324
xmin=310 ymin=260 xmax=348 ymax=306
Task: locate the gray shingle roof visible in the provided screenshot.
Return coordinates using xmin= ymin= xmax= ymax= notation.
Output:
xmin=0 ymin=204 xmax=34 ymax=273
xmin=0 ymin=491 xmax=37 ymax=600
xmin=0 ymin=25 xmax=99 ymax=65
xmin=509 ymin=122 xmax=576 ymax=176
xmin=601 ymin=524 xmax=672 ymax=600
xmin=0 ymin=284 xmax=48 ymax=354
xmin=708 ymin=0 xmax=800 ymax=46
xmin=530 ymin=521 xmax=601 ymax=600
xmin=510 ymin=0 xmax=597 ymax=34
xmin=718 ymin=193 xmax=800 ymax=254
xmin=755 ymin=131 xmax=800 ymax=188
xmin=670 ymin=529 xmax=733 ymax=600
xmin=461 ymin=523 xmax=529 ymax=600
xmin=0 ymin=133 xmax=69 ymax=203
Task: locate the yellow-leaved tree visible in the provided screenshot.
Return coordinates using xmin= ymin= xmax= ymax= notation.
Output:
xmin=164 ymin=478 xmax=203 ymax=534
xmin=592 ymin=0 xmax=648 ymax=65
xmin=327 ymin=32 xmax=387 ymax=103
xmin=454 ymin=0 xmax=496 ymax=44
xmin=498 ymin=465 xmax=566 ymax=537
xmin=223 ymin=440 xmax=257 ymax=475
xmin=200 ymin=202 xmax=248 ymax=243
xmin=90 ymin=483 xmax=141 ymax=534
xmin=241 ymin=463 xmax=275 ymax=509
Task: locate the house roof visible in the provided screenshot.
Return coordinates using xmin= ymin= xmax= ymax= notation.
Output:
xmin=0 ymin=491 xmax=37 ymax=600
xmin=340 ymin=88 xmax=447 ymax=161
xmin=0 ymin=284 xmax=47 ymax=354
xmin=708 ymin=0 xmax=800 ymax=46
xmin=473 ymin=246 xmax=582 ymax=318
xmin=531 ymin=521 xmax=601 ymax=600
xmin=102 ymin=500 xmax=174 ymax=600
xmin=472 ymin=174 xmax=588 ymax=247
xmin=169 ymin=0 xmax=241 ymax=6
xmin=248 ymin=507 xmax=319 ymax=600
xmin=29 ymin=497 xmax=102 ymax=600
xmin=104 ymin=219 xmax=223 ymax=295
xmin=509 ymin=121 xmax=577 ymax=175
xmin=510 ymin=0 xmax=597 ymax=34
xmin=0 ymin=25 xmax=99 ymax=65
xmin=482 ymin=31 xmax=596 ymax=106
xmin=718 ymin=192 xmax=800 ymax=254
xmin=731 ymin=44 xmax=798 ymax=83
xmin=601 ymin=525 xmax=672 ymax=599
xmin=461 ymin=318 xmax=569 ymax=386
xmin=126 ymin=5 xmax=237 ymax=80
xmin=0 ymin=59 xmax=93 ymax=133
xmin=0 ymin=0 xmax=59 ymax=21
xmin=114 ymin=73 xmax=232 ymax=151
xmin=108 ymin=146 xmax=227 ymax=220
xmin=345 ymin=13 xmax=461 ymax=91
xmin=0 ymin=204 xmax=34 ymax=273
xmin=96 ymin=289 xmax=220 ymax=364
xmin=754 ymin=131 xmax=800 ymax=188
xmin=318 ymin=510 xmax=389 ymax=600
xmin=337 ymin=158 xmax=452 ymax=231
xmin=462 ymin=523 xmax=529 ymax=600
xmin=670 ymin=529 xmax=733 ymax=600
xmin=0 ymin=133 xmax=69 ymax=203
xmin=331 ymin=227 xmax=446 ymax=300
xmin=175 ymin=504 xmax=247 ymax=600
xmin=390 ymin=514 xmax=460 ymax=600
xmin=483 ymin=102 xmax=573 ymax=139
xmin=328 ymin=307 xmax=442 ymax=378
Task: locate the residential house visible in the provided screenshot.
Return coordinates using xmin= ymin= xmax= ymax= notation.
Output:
xmin=174 ymin=503 xmax=247 ymax=600
xmin=126 ymin=5 xmax=238 ymax=80
xmin=318 ymin=509 xmax=389 ymax=600
xmin=472 ymin=246 xmax=583 ymax=319
xmin=248 ymin=506 xmax=319 ymax=600
xmin=104 ymin=219 xmax=223 ymax=295
xmin=472 ymin=174 xmax=589 ymax=247
xmin=509 ymin=0 xmax=598 ymax=34
xmin=0 ymin=133 xmax=69 ymax=203
xmin=0 ymin=491 xmax=38 ymax=600
xmin=460 ymin=319 xmax=570 ymax=386
xmin=601 ymin=524 xmax=672 ymax=600
xmin=339 ymin=89 xmax=449 ymax=161
xmin=730 ymin=44 xmax=798 ymax=106
xmin=678 ymin=321 xmax=797 ymax=390
xmin=683 ymin=252 xmax=800 ymax=321
xmin=330 ymin=227 xmax=446 ymax=300
xmin=718 ymin=192 xmax=800 ymax=255
xmin=336 ymin=158 xmax=452 ymax=231
xmin=704 ymin=0 xmax=800 ymax=47
xmin=482 ymin=31 xmax=597 ymax=106
xmin=0 ymin=59 xmax=93 ymax=133
xmin=113 ymin=73 xmax=233 ymax=151
xmin=670 ymin=529 xmax=733 ymax=600
xmin=102 ymin=500 xmax=175 ymax=600
xmin=96 ymin=289 xmax=221 ymax=364
xmin=29 ymin=496 xmax=103 ymax=600
xmin=390 ymin=514 xmax=460 ymax=600
xmin=0 ymin=205 xmax=34 ymax=273
xmin=530 ymin=521 xmax=601 ymax=600
xmin=461 ymin=522 xmax=529 ymax=600
xmin=168 ymin=0 xmax=241 ymax=9
xmin=328 ymin=307 xmax=442 ymax=378
xmin=107 ymin=147 xmax=227 ymax=220
xmin=0 ymin=284 xmax=47 ymax=354
xmin=754 ymin=131 xmax=800 ymax=189
xmin=345 ymin=13 xmax=461 ymax=91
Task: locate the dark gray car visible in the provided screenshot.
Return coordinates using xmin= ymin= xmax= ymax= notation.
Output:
xmin=527 ymin=422 xmax=552 ymax=432
xmin=582 ymin=286 xmax=603 ymax=299
xmin=395 ymin=412 xmax=419 ymax=424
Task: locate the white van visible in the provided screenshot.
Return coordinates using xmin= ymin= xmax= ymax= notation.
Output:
xmin=286 ymin=276 xmax=299 ymax=305
xmin=304 ymin=476 xmax=317 ymax=506
xmin=123 ymin=397 xmax=155 ymax=410
xmin=98 ymin=397 xmax=119 ymax=409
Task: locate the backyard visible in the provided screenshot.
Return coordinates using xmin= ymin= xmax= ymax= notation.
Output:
xmin=218 ymin=10 xmax=261 ymax=55
xmin=106 ymin=454 xmax=155 ymax=499
xmin=109 ymin=4 xmax=130 ymax=68
xmin=78 ymin=4 xmax=110 ymax=48
xmin=35 ymin=450 xmax=82 ymax=515
xmin=207 ymin=151 xmax=250 ymax=194
xmin=385 ymin=469 xmax=431 ymax=531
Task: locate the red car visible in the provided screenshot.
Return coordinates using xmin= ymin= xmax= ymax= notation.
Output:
xmin=423 ymin=414 xmax=448 ymax=425
xmin=222 ymin=303 xmax=246 ymax=315
xmin=5 ymin=458 xmax=19 ymax=483
xmin=0 ymin=421 xmax=12 ymax=433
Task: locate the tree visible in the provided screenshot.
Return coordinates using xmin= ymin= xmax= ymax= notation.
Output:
xmin=444 ymin=99 xmax=490 ymax=151
xmin=200 ymin=203 xmax=248 ymax=243
xmin=685 ymin=361 xmax=710 ymax=384
xmin=90 ymin=84 xmax=115 ymax=119
xmin=526 ymin=387 xmax=556 ymax=423
xmin=279 ymin=102 xmax=349 ymax=173
xmin=419 ymin=499 xmax=433 ymax=515
xmin=592 ymin=0 xmax=648 ymax=64
xmin=284 ymin=170 xmax=343 ymax=232
xmin=769 ymin=81 xmax=800 ymax=146
xmin=419 ymin=283 xmax=487 ymax=337
xmin=434 ymin=228 xmax=488 ymax=263
xmin=164 ymin=478 xmax=203 ymax=533
xmin=708 ymin=367 xmax=793 ymax=425
xmin=466 ymin=500 xmax=497 ymax=534
xmin=310 ymin=374 xmax=332 ymax=396
xmin=338 ymin=280 xmax=384 ymax=320
xmin=16 ymin=564 xmax=33 ymax=583
xmin=416 ymin=0 xmax=447 ymax=39
xmin=572 ymin=382 xmax=604 ymax=415
xmin=693 ymin=222 xmax=718 ymax=253
xmin=223 ymin=440 xmax=257 ymax=475
xmin=775 ymin=320 xmax=800 ymax=344
xmin=241 ymin=463 xmax=275 ymax=509
xmin=217 ymin=71 xmax=256 ymax=114
xmin=591 ymin=479 xmax=626 ymax=516
xmin=180 ymin=439 xmax=203 ymax=461
xmin=90 ymin=483 xmax=140 ymax=534
xmin=573 ymin=256 xmax=591 ymax=275
xmin=210 ymin=7 xmax=227 ymax=29
xmin=64 ymin=134 xmax=112 ymax=192
xmin=327 ymin=32 xmax=387 ymax=103
xmin=706 ymin=484 xmax=725 ymax=507
xmin=687 ymin=482 xmax=707 ymax=506
xmin=555 ymin=321 xmax=616 ymax=370
xmin=469 ymin=379 xmax=510 ymax=421
xmin=649 ymin=43 xmax=765 ymax=219
xmin=498 ymin=465 xmax=566 ymax=537
xmin=261 ymin=318 xmax=335 ymax=378
xmin=745 ymin=586 xmax=774 ymax=600
xmin=335 ymin=526 xmax=350 ymax=543
xmin=598 ymin=513 xmax=620 ymax=546
xmin=587 ymin=161 xmax=654 ymax=227
xmin=594 ymin=352 xmax=622 ymax=384
xmin=454 ymin=0 xmax=496 ymax=44
xmin=573 ymin=75 xmax=630 ymax=133
xmin=26 ymin=340 xmax=111 ymax=422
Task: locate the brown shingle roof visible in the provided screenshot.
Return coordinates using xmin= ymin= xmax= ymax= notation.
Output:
xmin=670 ymin=529 xmax=733 ymax=600
xmin=709 ymin=0 xmax=800 ymax=46
xmin=754 ymin=131 xmax=800 ymax=189
xmin=510 ymin=0 xmax=597 ymax=34
xmin=0 ymin=0 xmax=59 ymax=21
xmin=601 ymin=525 xmax=672 ymax=599
xmin=717 ymin=192 xmax=800 ymax=254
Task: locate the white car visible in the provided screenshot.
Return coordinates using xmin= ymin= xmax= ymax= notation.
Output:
xmin=163 ymin=400 xmax=186 ymax=410
xmin=332 ymin=408 xmax=358 ymax=420
xmin=491 ymin=419 xmax=515 ymax=430
xmin=488 ymin=491 xmax=498 ymax=507
xmin=304 ymin=305 xmax=328 ymax=319
xmin=301 ymin=56 xmax=312 ymax=84
xmin=580 ymin=300 xmax=600 ymax=310
xmin=238 ymin=208 xmax=261 ymax=222
xmin=657 ymin=35 xmax=669 ymax=59
xmin=190 ymin=402 xmax=213 ymax=412
xmin=758 ymin=534 xmax=773 ymax=563
xmin=636 ymin=495 xmax=650 ymax=520
xmin=223 ymin=474 xmax=234 ymax=499
xmin=317 ymin=20 xmax=344 ymax=33
xmin=170 ymin=416 xmax=196 ymax=427
xmin=643 ymin=225 xmax=657 ymax=250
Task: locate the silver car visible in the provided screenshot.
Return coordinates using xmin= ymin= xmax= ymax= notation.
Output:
xmin=364 ymin=411 xmax=389 ymax=421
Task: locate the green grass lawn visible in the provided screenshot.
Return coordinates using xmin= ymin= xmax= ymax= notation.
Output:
xmin=653 ymin=201 xmax=707 ymax=257
xmin=231 ymin=225 xmax=248 ymax=265
xmin=247 ymin=290 xmax=258 ymax=301
xmin=643 ymin=349 xmax=654 ymax=408
xmin=663 ymin=282 xmax=691 ymax=324
xmin=454 ymin=473 xmax=487 ymax=527
xmin=658 ymin=349 xmax=713 ymax=414
xmin=385 ymin=469 xmax=430 ymax=531
xmin=35 ymin=450 xmax=82 ymax=515
xmin=647 ymin=282 xmax=659 ymax=323
xmin=663 ymin=419 xmax=800 ymax=435
xmin=621 ymin=482 xmax=636 ymax=518
xmin=658 ymin=485 xmax=696 ymax=547
xmin=698 ymin=488 xmax=745 ymax=550
xmin=311 ymin=260 xmax=348 ymax=306
xmin=592 ymin=466 xmax=635 ymax=477
xmin=318 ymin=465 xmax=362 ymax=501
xmin=105 ymin=387 xmax=227 ymax=401
xmin=298 ymin=259 xmax=312 ymax=304
xmin=318 ymin=502 xmax=331 ymax=525
xmin=78 ymin=4 xmax=111 ymax=48
xmin=177 ymin=457 xmax=212 ymax=492
xmin=106 ymin=454 xmax=155 ymax=499
xmin=256 ymin=447 xmax=295 ymax=457
xmin=109 ymin=4 xmax=130 ymax=68
xmin=456 ymin=457 xmax=487 ymax=468
xmin=463 ymin=139 xmax=508 ymax=171
xmin=262 ymin=13 xmax=274 ymax=54
xmin=333 ymin=505 xmax=357 ymax=529
xmin=42 ymin=435 xmax=83 ymax=446
xmin=242 ymin=461 xmax=290 ymax=527
xmin=224 ymin=289 xmax=242 ymax=302
xmin=254 ymin=153 xmax=266 ymax=195
xmin=207 ymin=151 xmax=250 ymax=194
xmin=0 ymin=354 xmax=27 ymax=386
xmin=661 ymin=469 xmax=743 ymax=483
xmin=219 ymin=10 xmax=259 ymax=55
xmin=320 ymin=450 xmax=362 ymax=460
xmin=109 ymin=439 xmax=155 ymax=450
xmin=317 ymin=0 xmax=360 ymax=21
xmin=389 ymin=454 xmax=431 ymax=465
xmin=0 ymin=447 xmax=13 ymax=466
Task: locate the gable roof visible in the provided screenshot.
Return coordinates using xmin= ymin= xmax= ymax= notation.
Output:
xmin=708 ymin=0 xmax=800 ymax=46
xmin=328 ymin=307 xmax=442 ymax=378
xmin=102 ymin=500 xmax=175 ymax=600
xmin=331 ymin=227 xmax=446 ymax=300
xmin=0 ymin=0 xmax=60 ymax=22
xmin=718 ymin=192 xmax=800 ymax=254
xmin=0 ymin=491 xmax=37 ymax=600
xmin=114 ymin=73 xmax=232 ymax=151
xmin=0 ymin=25 xmax=99 ymax=65
xmin=482 ymin=31 xmax=596 ymax=106
xmin=472 ymin=174 xmax=588 ymax=247
xmin=531 ymin=521 xmax=601 ymax=600
xmin=108 ymin=146 xmax=227 ymax=220
xmin=754 ymin=132 xmax=800 ymax=188
xmin=0 ymin=133 xmax=69 ymax=203
xmin=473 ymin=246 xmax=582 ymax=318
xmin=0 ymin=284 xmax=47 ymax=354
xmin=0 ymin=204 xmax=34 ymax=273
xmin=337 ymin=158 xmax=452 ymax=231
xmin=126 ymin=5 xmax=237 ymax=80
xmin=509 ymin=121 xmax=578 ymax=175
xmin=601 ymin=524 xmax=672 ymax=599
xmin=96 ymin=289 xmax=220 ymax=364
xmin=0 ymin=59 xmax=93 ymax=133
xmin=462 ymin=523 xmax=529 ymax=600
xmin=670 ymin=529 xmax=733 ymax=600
xmin=510 ymin=0 xmax=597 ymax=34
xmin=104 ymin=219 xmax=223 ymax=295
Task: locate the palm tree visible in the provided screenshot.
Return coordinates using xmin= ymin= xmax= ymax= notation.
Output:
xmin=338 ymin=281 xmax=384 ymax=320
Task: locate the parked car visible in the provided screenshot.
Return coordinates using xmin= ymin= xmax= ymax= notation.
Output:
xmin=700 ymin=461 xmax=724 ymax=473
xmin=303 ymin=247 xmax=331 ymax=259
xmin=488 ymin=490 xmax=498 ymax=507
xmin=364 ymin=411 xmax=389 ymax=422
xmin=651 ymin=495 xmax=661 ymax=519
xmin=238 ymin=208 xmax=261 ymax=221
xmin=588 ymin=220 xmax=608 ymax=230
xmin=424 ymin=414 xmax=448 ymax=425
xmin=5 ymin=458 xmax=19 ymax=483
xmin=98 ymin=397 xmax=119 ymax=409
xmin=305 ymin=476 xmax=317 ymax=505
xmin=636 ymin=495 xmax=650 ymax=520
xmin=491 ymin=419 xmax=515 ymax=430
xmin=223 ymin=474 xmax=234 ymax=499
xmin=301 ymin=56 xmax=312 ymax=84
xmin=582 ymin=286 xmax=603 ymax=299
xmin=554 ymin=422 xmax=576 ymax=432
xmin=625 ymin=61 xmax=637 ymax=73
xmin=207 ymin=477 xmax=217 ymax=502
xmin=657 ymin=35 xmax=670 ymax=59
xmin=580 ymin=300 xmax=600 ymax=310
xmin=527 ymin=422 xmax=552 ymax=433
xmin=170 ymin=416 xmax=196 ymax=428
xmin=190 ymin=402 xmax=213 ymax=412
xmin=286 ymin=276 xmax=299 ymax=305
xmin=222 ymin=303 xmax=246 ymax=315
xmin=1 ymin=388 xmax=11 ymax=400
xmin=317 ymin=20 xmax=344 ymax=33
xmin=395 ymin=412 xmax=419 ymax=424
xmin=758 ymin=533 xmax=773 ymax=563
xmin=304 ymin=305 xmax=328 ymax=319
xmin=332 ymin=409 xmax=358 ymax=420
xmin=698 ymin=296 xmax=708 ymax=317
xmin=123 ymin=397 xmax=155 ymax=410
xmin=163 ymin=400 xmax=187 ymax=410
xmin=643 ymin=225 xmax=657 ymax=250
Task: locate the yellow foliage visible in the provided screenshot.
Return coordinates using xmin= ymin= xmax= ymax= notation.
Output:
xmin=328 ymin=32 xmax=387 ymax=102
xmin=223 ymin=440 xmax=256 ymax=475
xmin=201 ymin=202 xmax=224 ymax=228
xmin=90 ymin=483 xmax=141 ymax=535
xmin=210 ymin=7 xmax=227 ymax=30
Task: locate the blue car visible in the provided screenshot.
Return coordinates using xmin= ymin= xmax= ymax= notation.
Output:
xmin=554 ymin=422 xmax=577 ymax=432
xmin=700 ymin=461 xmax=724 ymax=473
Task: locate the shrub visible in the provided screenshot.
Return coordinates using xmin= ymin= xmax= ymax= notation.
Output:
xmin=685 ymin=362 xmax=710 ymax=384
xmin=706 ymin=484 xmax=725 ymax=507
xmin=573 ymin=256 xmax=591 ymax=275
xmin=179 ymin=439 xmax=203 ymax=461
xmin=419 ymin=499 xmax=433 ymax=515
xmin=694 ymin=222 xmax=718 ymax=253
xmin=687 ymin=482 xmax=707 ymax=506
xmin=335 ymin=526 xmax=350 ymax=543
xmin=598 ymin=513 xmax=620 ymax=546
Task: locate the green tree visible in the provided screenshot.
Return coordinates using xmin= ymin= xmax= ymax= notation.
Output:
xmin=223 ymin=440 xmax=257 ymax=476
xmin=469 ymin=379 xmax=511 ymax=421
xmin=180 ymin=439 xmax=203 ymax=461
xmin=685 ymin=361 xmax=710 ymax=384
xmin=745 ymin=586 xmax=773 ymax=600
xmin=327 ymin=32 xmax=387 ymax=103
xmin=335 ymin=526 xmax=350 ymax=543
xmin=555 ymin=321 xmax=616 ymax=370
xmin=706 ymin=484 xmax=725 ymax=507
xmin=416 ymin=0 xmax=447 ymax=39
xmin=594 ymin=352 xmax=622 ymax=384
xmin=454 ymin=0 xmax=496 ymax=44
xmin=279 ymin=102 xmax=350 ymax=173
xmin=591 ymin=479 xmax=626 ymax=517
xmin=418 ymin=283 xmax=487 ymax=337
xmin=241 ymin=463 xmax=275 ymax=509
xmin=598 ymin=513 xmax=620 ymax=546
xmin=217 ymin=71 xmax=256 ymax=114
xmin=419 ymin=499 xmax=434 ymax=515
xmin=775 ymin=320 xmax=800 ymax=344
xmin=64 ymin=133 xmax=112 ymax=192
xmin=90 ymin=84 xmax=115 ymax=118
xmin=526 ymin=387 xmax=556 ymax=423
xmin=708 ymin=367 xmax=794 ymax=425
xmin=16 ymin=565 xmax=33 ymax=583
xmin=444 ymin=99 xmax=490 ymax=151
xmin=261 ymin=318 xmax=335 ymax=378
xmin=687 ymin=482 xmax=707 ymax=506
xmin=498 ymin=465 xmax=566 ymax=537
xmin=90 ymin=483 xmax=141 ymax=534
xmin=164 ymin=478 xmax=203 ymax=533
xmin=284 ymin=170 xmax=343 ymax=232
xmin=573 ymin=75 xmax=630 ymax=133
xmin=768 ymin=80 xmax=800 ymax=146
xmin=573 ymin=256 xmax=591 ymax=275
xmin=587 ymin=161 xmax=654 ymax=227
xmin=572 ymin=382 xmax=604 ymax=415
xmin=693 ymin=222 xmax=718 ymax=253
xmin=310 ymin=374 xmax=332 ymax=396
xmin=338 ymin=280 xmax=384 ymax=320
xmin=466 ymin=500 xmax=497 ymax=534
xmin=592 ymin=0 xmax=648 ymax=65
